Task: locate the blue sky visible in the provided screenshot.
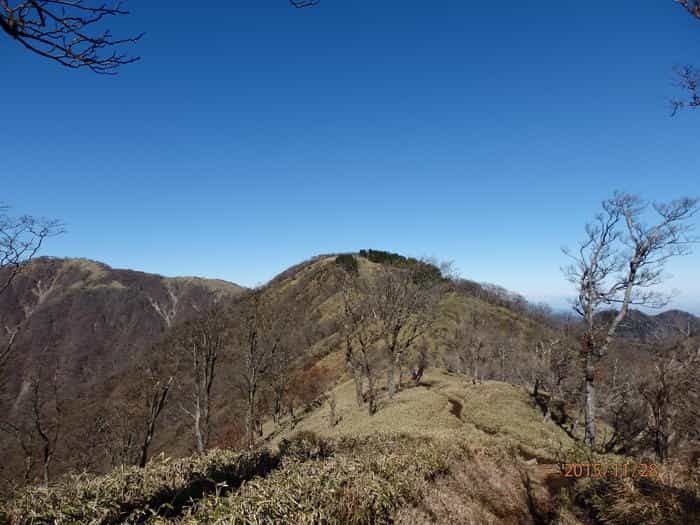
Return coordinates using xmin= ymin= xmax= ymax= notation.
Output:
xmin=2 ymin=1 xmax=699 ymax=313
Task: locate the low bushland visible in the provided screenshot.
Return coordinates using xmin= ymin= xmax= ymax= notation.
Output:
xmin=3 ymin=448 xmax=276 ymax=524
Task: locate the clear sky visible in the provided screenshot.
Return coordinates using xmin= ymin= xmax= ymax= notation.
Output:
xmin=2 ymin=1 xmax=699 ymax=313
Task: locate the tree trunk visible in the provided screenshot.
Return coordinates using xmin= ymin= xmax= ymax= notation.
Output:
xmin=397 ymin=352 xmax=405 ymax=393
xmin=584 ymin=354 xmax=596 ymax=447
xmin=366 ymin=372 xmax=377 ymax=415
xmin=194 ymin=404 xmax=204 ymax=453
xmin=387 ymin=363 xmax=396 ymax=399
xmin=654 ymin=405 xmax=669 ymax=462
xmin=353 ymin=368 xmax=363 ymax=407
xmin=459 ymin=354 xmax=468 ymax=375
xmin=245 ymin=396 xmax=255 ymax=448
xmin=42 ymin=447 xmax=52 ymax=487
xmin=22 ymin=456 xmax=33 ymax=483
xmin=42 ymin=459 xmax=50 ymax=487
xmin=288 ymin=403 xmax=296 ymax=428
xmin=139 ymin=432 xmax=152 ymax=468
xmin=273 ymin=392 xmax=281 ymax=427
xmin=328 ymin=394 xmax=337 ymax=427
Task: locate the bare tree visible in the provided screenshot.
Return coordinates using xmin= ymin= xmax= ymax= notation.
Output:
xmin=341 ymin=278 xmax=382 ymax=415
xmin=173 ymin=308 xmax=226 ymax=453
xmin=72 ymin=414 xmax=111 ymax=472
xmin=0 ymin=1 xmax=143 ymax=73
xmin=232 ymin=292 xmax=278 ymax=447
xmin=599 ymin=374 xmax=647 ymax=455
xmin=370 ymin=264 xmax=439 ymax=398
xmin=671 ymin=1 xmax=700 ymax=113
xmin=530 ymin=335 xmax=573 ymax=423
xmin=452 ymin=311 xmax=488 ymax=384
xmin=0 ymin=207 xmax=63 ymax=376
xmin=327 ymin=391 xmax=339 ymax=427
xmin=137 ymin=365 xmax=173 ymax=468
xmin=1 ymin=1 xmax=318 ymax=73
xmin=17 ymin=351 xmax=63 ymax=486
xmin=259 ymin=294 xmax=302 ymax=429
xmin=0 ymin=326 xmax=19 ymax=375
xmin=268 ymin=341 xmax=292 ymax=428
xmin=563 ymin=192 xmax=698 ymax=447
xmin=0 ymin=205 xmax=63 ymax=297
xmin=637 ymin=343 xmax=699 ymax=461
xmin=102 ymin=408 xmax=139 ymax=468
xmin=343 ymin=330 xmax=365 ymax=408
xmin=671 ymin=65 xmax=700 ymax=115
xmin=493 ymin=328 xmax=517 ymax=383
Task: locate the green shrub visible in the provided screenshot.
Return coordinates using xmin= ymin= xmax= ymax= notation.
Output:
xmin=334 ymin=254 xmax=358 ymax=275
xmin=357 ymin=249 xmax=443 ymax=282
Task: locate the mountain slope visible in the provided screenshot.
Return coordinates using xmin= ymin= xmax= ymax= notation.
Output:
xmin=0 ymin=257 xmax=244 ymax=481
xmin=7 ymin=369 xmax=698 ymax=524
xmin=1 ymin=257 xmax=243 ymax=388
xmin=597 ymin=308 xmax=700 ymax=343
xmin=0 ymin=252 xmax=556 ymax=487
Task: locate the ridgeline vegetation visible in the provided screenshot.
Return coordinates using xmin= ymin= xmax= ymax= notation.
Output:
xmin=0 ymin=193 xmax=699 ymax=524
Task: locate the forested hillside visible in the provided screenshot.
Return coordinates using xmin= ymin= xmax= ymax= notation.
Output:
xmin=1 ymin=250 xmax=698 ymax=524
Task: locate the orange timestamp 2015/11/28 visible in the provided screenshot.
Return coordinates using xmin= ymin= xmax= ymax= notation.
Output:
xmin=562 ymin=462 xmax=661 ymax=479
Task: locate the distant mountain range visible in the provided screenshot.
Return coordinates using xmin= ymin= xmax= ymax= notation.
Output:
xmin=597 ymin=308 xmax=700 ymax=342
xmin=0 ymin=257 xmax=243 ymax=415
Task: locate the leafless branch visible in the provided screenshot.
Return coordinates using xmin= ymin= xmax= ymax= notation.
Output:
xmin=1 ymin=0 xmax=142 ymax=74
xmin=671 ymin=66 xmax=700 ymax=115
xmin=289 ymin=0 xmax=319 ymax=7
xmin=676 ymin=0 xmax=700 ymax=19
xmin=0 ymin=205 xmax=64 ymax=296
xmin=562 ymin=191 xmax=698 ymax=447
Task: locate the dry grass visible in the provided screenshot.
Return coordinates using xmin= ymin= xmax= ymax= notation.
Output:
xmin=164 ymin=277 xmax=244 ymax=295
xmin=176 ymin=434 xmax=454 ymax=525
xmin=4 ymin=449 xmax=276 ymax=524
xmin=8 ymin=368 xmax=696 ymax=524
xmin=574 ymin=474 xmax=700 ymax=525
xmin=269 ymin=369 xmax=572 ymax=461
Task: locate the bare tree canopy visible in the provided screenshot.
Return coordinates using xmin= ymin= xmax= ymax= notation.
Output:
xmin=671 ymin=65 xmax=700 ymax=115
xmin=0 ymin=1 xmax=144 ymax=74
xmin=171 ymin=308 xmax=227 ymax=454
xmin=672 ymin=1 xmax=700 ymax=113
xmin=0 ymin=205 xmax=63 ymax=296
xmin=563 ymin=191 xmax=698 ymax=447
xmin=1 ymin=1 xmax=317 ymax=73
xmin=677 ymin=0 xmax=700 ymax=19
xmin=290 ymin=0 xmax=319 ymax=7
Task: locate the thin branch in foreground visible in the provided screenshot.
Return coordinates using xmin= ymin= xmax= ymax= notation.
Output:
xmin=671 ymin=65 xmax=700 ymax=115
xmin=290 ymin=0 xmax=320 ymax=7
xmin=0 ymin=1 xmax=143 ymax=74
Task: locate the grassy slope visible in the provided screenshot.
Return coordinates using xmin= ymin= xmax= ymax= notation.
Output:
xmin=268 ymin=370 xmax=571 ymax=457
xmin=186 ymin=370 xmax=586 ymax=524
xmin=183 ymin=370 xmax=700 ymax=525
xmin=6 ymin=369 xmax=698 ymax=524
